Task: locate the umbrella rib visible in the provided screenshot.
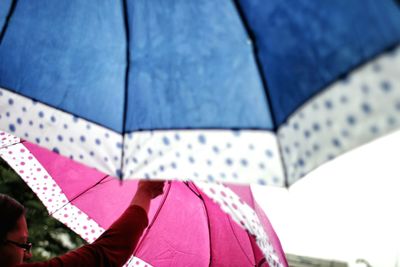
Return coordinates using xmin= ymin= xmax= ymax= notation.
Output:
xmin=200 ymin=194 xmax=213 ymax=267
xmin=231 ymin=0 xmax=278 ymax=132
xmin=0 ymin=0 xmax=18 ymax=45
xmin=119 ymin=0 xmax=131 ymax=180
xmin=190 ymin=183 xmax=214 ymax=266
xmin=145 ymin=181 xmax=172 ymax=230
xmin=246 ymin=187 xmax=267 ymax=264
xmin=231 ymin=0 xmax=289 ymax=186
xmin=133 ymin=181 xmax=172 ymax=254
xmin=183 ymin=181 xmax=202 ymax=198
xmin=227 ymin=215 xmax=255 ymax=264
xmin=49 ymin=174 xmax=111 ymax=216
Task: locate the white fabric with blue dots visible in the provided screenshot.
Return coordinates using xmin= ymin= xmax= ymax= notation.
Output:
xmin=279 ymin=46 xmax=400 ymax=186
xmin=123 ymin=130 xmax=284 ymax=186
xmin=0 ymin=89 xmax=284 ymax=185
xmin=0 ymin=91 xmax=122 ymax=177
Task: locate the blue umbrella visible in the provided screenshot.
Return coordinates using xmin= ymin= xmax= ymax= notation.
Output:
xmin=0 ymin=0 xmax=400 ymax=187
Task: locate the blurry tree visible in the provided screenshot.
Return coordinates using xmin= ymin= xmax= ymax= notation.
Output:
xmin=0 ymin=158 xmax=85 ymax=262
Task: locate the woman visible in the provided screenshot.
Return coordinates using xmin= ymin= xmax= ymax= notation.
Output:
xmin=0 ymin=180 xmax=165 ymax=267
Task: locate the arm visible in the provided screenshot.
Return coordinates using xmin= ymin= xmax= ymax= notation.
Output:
xmin=18 ymin=181 xmax=165 ymax=267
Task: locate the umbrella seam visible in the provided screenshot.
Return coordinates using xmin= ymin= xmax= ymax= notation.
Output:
xmin=227 ymin=214 xmax=255 ymax=265
xmin=191 ymin=183 xmax=213 ymax=267
xmin=231 ymin=0 xmax=278 ymax=132
xmin=0 ymin=0 xmax=18 ymax=45
xmin=200 ymin=194 xmax=213 ymax=267
xmin=231 ymin=0 xmax=290 ymax=186
xmin=49 ymin=174 xmax=111 ymax=216
xmin=0 ymin=138 xmax=23 ymax=149
xmin=133 ymin=181 xmax=172 ymax=254
xmin=119 ymin=0 xmax=131 ymax=179
xmin=184 ymin=181 xmax=202 ymax=198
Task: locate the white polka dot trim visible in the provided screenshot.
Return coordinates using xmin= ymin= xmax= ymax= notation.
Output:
xmin=279 ymin=46 xmax=400 ymax=186
xmin=0 ymin=88 xmax=284 ymax=186
xmin=0 ymin=89 xmax=123 ymax=177
xmin=51 ymin=204 xmax=105 ymax=244
xmin=195 ymin=181 xmax=284 ymax=267
xmin=0 ymin=130 xmax=20 ymax=149
xmin=124 ymin=130 xmax=284 ymax=186
xmin=0 ymin=142 xmax=105 ymax=243
xmin=125 ymin=256 xmax=153 ymax=267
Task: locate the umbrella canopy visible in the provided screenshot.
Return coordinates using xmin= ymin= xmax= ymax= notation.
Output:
xmin=0 ymin=131 xmax=287 ymax=266
xmin=1 ymin=0 xmax=400 ymax=187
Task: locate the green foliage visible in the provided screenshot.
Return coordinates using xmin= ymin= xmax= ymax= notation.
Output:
xmin=0 ymin=158 xmax=85 ymax=262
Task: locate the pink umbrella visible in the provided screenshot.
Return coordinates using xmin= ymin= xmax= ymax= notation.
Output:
xmin=0 ymin=131 xmax=287 ymax=267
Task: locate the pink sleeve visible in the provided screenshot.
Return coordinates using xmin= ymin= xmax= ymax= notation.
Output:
xmin=18 ymin=205 xmax=149 ymax=267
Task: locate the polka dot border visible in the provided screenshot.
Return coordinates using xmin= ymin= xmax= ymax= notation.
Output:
xmin=125 ymin=256 xmax=152 ymax=267
xmin=124 ymin=130 xmax=284 ymax=186
xmin=0 ymin=89 xmax=123 ymax=177
xmin=195 ymin=181 xmax=284 ymax=267
xmin=279 ymin=45 xmax=400 ymax=186
xmin=0 ymin=130 xmax=20 ymax=149
xmin=0 ymin=87 xmax=285 ymax=186
xmin=0 ymin=141 xmax=105 ymax=243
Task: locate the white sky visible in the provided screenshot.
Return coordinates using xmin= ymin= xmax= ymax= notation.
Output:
xmin=252 ymin=129 xmax=400 ymax=267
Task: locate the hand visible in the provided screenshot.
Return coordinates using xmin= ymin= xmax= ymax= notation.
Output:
xmin=137 ymin=180 xmax=165 ymax=199
xmin=131 ymin=180 xmax=165 ymax=212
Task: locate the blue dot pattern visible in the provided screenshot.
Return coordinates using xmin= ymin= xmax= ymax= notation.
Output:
xmin=0 ymin=90 xmax=123 ymax=177
xmin=123 ymin=130 xmax=284 ymax=185
xmin=278 ymin=45 xmax=400 ymax=186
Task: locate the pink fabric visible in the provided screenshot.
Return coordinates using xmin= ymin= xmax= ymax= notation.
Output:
xmin=135 ymin=182 xmax=210 ymax=266
xmin=24 ymin=142 xmax=108 ymax=204
xmin=24 ymin=141 xmax=286 ymax=266
xmin=196 ymin=184 xmax=262 ymax=266
xmin=228 ymin=184 xmax=288 ymax=266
